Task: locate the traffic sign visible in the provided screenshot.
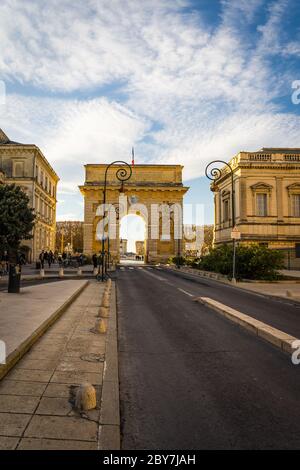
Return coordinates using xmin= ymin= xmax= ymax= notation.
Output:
xmin=231 ymin=226 xmax=241 ymax=240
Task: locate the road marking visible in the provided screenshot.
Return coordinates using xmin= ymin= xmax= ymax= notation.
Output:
xmin=142 ymin=269 xmax=168 ymax=281
xmin=177 ymin=288 xmax=194 ymax=297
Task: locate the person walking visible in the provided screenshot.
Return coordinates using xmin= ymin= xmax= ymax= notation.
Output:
xmin=48 ymin=250 xmax=54 ymax=268
xmin=62 ymin=251 xmax=67 ymax=267
xmin=92 ymin=253 xmax=97 ymax=269
xmin=1 ymin=251 xmax=9 ymax=275
xmin=39 ymin=250 xmax=45 ymax=269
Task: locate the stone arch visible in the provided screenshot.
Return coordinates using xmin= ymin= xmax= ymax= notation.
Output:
xmin=79 ymin=164 xmax=189 ymax=264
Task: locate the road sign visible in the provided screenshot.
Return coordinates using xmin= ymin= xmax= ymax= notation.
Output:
xmin=231 ymin=226 xmax=241 ymax=240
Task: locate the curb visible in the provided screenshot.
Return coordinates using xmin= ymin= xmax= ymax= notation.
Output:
xmin=194 ymin=296 xmax=298 ymax=355
xmin=98 ymin=281 xmax=120 ymax=450
xmin=0 ymin=280 xmax=89 ymax=381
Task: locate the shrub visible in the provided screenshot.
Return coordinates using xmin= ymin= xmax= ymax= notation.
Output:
xmin=168 ymin=255 xmax=186 ymax=266
xmin=196 ymin=244 xmax=284 ymax=280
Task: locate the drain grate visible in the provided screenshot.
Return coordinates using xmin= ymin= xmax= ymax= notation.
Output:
xmin=80 ymin=353 xmax=105 ymax=363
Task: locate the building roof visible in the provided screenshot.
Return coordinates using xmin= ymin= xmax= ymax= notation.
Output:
xmin=0 ymin=128 xmax=30 ymax=146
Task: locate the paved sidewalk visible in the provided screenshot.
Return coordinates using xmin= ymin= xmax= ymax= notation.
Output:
xmin=280 ymin=269 xmax=300 ymax=279
xmin=0 ymin=280 xmax=115 ymax=450
xmin=0 ymin=280 xmax=88 ymax=379
xmin=237 ymin=281 xmax=300 ymax=301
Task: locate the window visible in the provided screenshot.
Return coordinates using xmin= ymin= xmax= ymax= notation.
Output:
xmin=292 ymin=194 xmax=300 ymax=217
xmin=256 ymin=193 xmax=267 ymax=216
xmin=223 ymin=200 xmax=229 ymax=222
xmin=13 ymin=161 xmax=24 ymax=177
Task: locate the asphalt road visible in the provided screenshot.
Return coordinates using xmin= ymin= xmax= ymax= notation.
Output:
xmin=117 ymin=265 xmax=300 ymax=450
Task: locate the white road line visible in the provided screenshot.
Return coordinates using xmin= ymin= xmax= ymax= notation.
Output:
xmin=177 ymin=288 xmax=194 ymax=297
xmin=142 ymin=270 xmax=168 ymax=281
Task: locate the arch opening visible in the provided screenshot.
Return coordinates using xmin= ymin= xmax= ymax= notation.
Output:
xmin=119 ymin=214 xmax=146 ymax=265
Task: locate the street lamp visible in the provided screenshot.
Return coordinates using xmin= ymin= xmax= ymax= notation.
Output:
xmin=205 ymin=160 xmax=236 ymax=282
xmin=100 ymin=161 xmax=132 ymax=282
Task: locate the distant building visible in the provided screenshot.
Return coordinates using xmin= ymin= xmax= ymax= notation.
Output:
xmin=0 ymin=168 xmax=5 ymax=184
xmin=0 ymin=129 xmax=59 ymax=261
xmin=120 ymin=238 xmax=127 ymax=255
xmin=135 ymin=240 xmax=145 ymax=256
xmin=211 ymin=148 xmax=300 ymax=268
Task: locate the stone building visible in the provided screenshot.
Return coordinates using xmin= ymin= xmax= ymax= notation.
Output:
xmin=135 ymin=240 xmax=145 ymax=256
xmin=120 ymin=238 xmax=128 ymax=255
xmin=212 ymin=148 xmax=300 ymax=268
xmin=0 ymin=129 xmax=59 ymax=262
xmin=79 ymin=164 xmax=188 ymax=263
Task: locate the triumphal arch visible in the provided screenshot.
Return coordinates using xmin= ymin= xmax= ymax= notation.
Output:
xmin=79 ymin=163 xmax=189 ymax=264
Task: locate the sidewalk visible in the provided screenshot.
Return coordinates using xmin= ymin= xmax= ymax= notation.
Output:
xmin=0 ymin=280 xmax=88 ymax=380
xmin=280 ymin=269 xmax=300 ymax=279
xmin=237 ymin=281 xmax=300 ymax=301
xmin=0 ymin=280 xmax=119 ymax=450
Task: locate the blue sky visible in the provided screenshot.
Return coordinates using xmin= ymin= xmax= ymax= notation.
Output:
xmin=1 ymin=0 xmax=300 ymax=229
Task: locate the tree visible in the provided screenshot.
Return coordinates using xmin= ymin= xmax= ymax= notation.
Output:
xmin=55 ymin=221 xmax=84 ymax=253
xmin=0 ymin=184 xmax=35 ymax=260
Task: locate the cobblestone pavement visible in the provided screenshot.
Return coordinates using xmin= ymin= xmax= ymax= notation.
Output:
xmin=0 ymin=280 xmax=107 ymax=450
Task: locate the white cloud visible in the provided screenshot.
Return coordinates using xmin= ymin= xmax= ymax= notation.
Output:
xmin=1 ymin=0 xmax=300 ymax=222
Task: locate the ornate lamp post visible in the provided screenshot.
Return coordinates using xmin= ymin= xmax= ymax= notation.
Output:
xmin=205 ymin=160 xmax=236 ymax=282
xmin=100 ymin=161 xmax=132 ymax=281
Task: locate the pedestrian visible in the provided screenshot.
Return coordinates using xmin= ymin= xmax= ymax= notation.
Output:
xmin=92 ymin=253 xmax=97 ymax=269
xmin=39 ymin=250 xmax=45 ymax=269
xmin=48 ymin=250 xmax=54 ymax=268
xmin=1 ymin=251 xmax=9 ymax=274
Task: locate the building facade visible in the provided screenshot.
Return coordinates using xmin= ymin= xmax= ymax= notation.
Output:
xmin=135 ymin=240 xmax=145 ymax=256
xmin=120 ymin=238 xmax=128 ymax=255
xmin=79 ymin=164 xmax=188 ymax=264
xmin=0 ymin=129 xmax=59 ymax=262
xmin=212 ymin=148 xmax=300 ymax=268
